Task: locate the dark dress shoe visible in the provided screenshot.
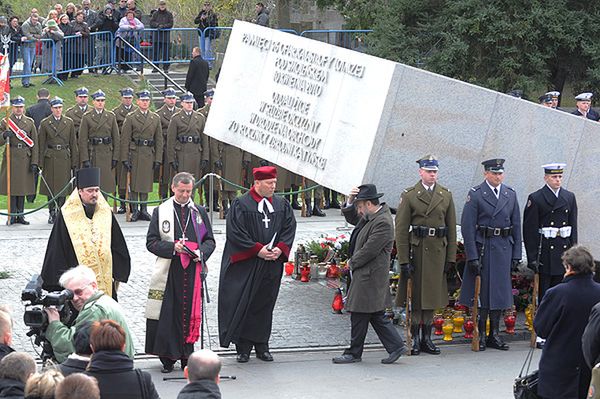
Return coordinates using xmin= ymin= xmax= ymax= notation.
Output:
xmin=381 ymin=346 xmax=407 ymax=364
xmin=312 ymin=206 xmax=326 ymax=217
xmin=48 ymin=214 xmax=55 ymax=224
xmin=330 ymin=197 xmax=341 ymax=209
xmin=536 ymin=341 xmax=545 ymax=350
xmin=332 ymin=354 xmax=361 ymax=364
xmin=479 ymin=339 xmax=486 ymax=351
xmin=17 ymin=217 xmax=29 ymax=225
xmin=117 ymin=206 xmax=126 ymax=214
xmin=130 ymin=211 xmax=140 ymax=222
xmin=161 ymin=364 xmax=174 ymax=373
xmin=421 ymin=340 xmax=441 ymax=355
xmin=236 ymin=353 xmax=249 ymax=363
xmin=256 ymin=351 xmax=273 ymax=362
xmin=180 ymin=359 xmax=188 ymax=369
xmin=291 ymin=201 xmax=302 ymax=210
xmin=486 ymin=336 xmax=509 ymax=351
xmin=140 ymin=210 xmax=152 ymax=221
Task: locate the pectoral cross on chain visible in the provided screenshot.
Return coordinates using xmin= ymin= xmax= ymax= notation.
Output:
xmin=262 ymin=212 xmax=270 ymax=229
xmin=180 ymin=233 xmax=187 ymax=243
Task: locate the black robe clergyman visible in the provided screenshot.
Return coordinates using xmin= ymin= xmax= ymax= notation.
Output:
xmin=218 ymin=188 xmax=296 ymax=348
xmin=145 ymin=202 xmax=215 ymax=362
xmin=40 ymin=207 xmax=131 ymax=297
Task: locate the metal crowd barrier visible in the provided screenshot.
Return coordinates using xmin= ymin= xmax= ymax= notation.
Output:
xmin=4 ymin=27 xmax=372 ymax=83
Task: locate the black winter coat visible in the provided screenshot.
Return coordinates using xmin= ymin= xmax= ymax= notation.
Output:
xmin=176 ymin=380 xmax=221 ymax=399
xmin=59 ymin=355 xmax=89 ymax=376
xmin=0 ymin=344 xmax=14 ymax=361
xmin=25 ymin=99 xmax=52 ymax=130
xmin=185 ymin=55 xmax=209 ymax=101
xmin=0 ymin=378 xmax=24 ymax=399
xmin=85 ymin=350 xmax=160 ymax=399
xmin=534 ymin=273 xmax=600 ymax=399
xmin=582 ymin=303 xmax=600 ymax=369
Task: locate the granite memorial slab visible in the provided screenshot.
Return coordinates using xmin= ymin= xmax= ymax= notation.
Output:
xmin=204 ymin=20 xmax=600 ymax=256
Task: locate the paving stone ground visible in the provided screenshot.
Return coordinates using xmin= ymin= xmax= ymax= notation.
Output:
xmin=0 ymin=207 xmax=528 ymax=360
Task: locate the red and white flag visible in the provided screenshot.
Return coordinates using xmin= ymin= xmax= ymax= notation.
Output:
xmin=0 ymin=54 xmax=9 ymax=108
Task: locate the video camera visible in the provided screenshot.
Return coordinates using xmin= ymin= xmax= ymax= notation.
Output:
xmin=22 ymin=274 xmax=73 ymax=362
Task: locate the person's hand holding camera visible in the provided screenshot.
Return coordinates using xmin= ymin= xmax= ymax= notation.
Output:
xmin=44 ymin=307 xmax=60 ymax=323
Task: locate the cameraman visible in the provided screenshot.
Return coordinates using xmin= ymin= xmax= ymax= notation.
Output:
xmin=44 ymin=265 xmax=134 ymax=363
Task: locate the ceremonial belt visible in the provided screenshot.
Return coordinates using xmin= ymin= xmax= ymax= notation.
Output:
xmin=477 ymin=225 xmax=513 ymax=238
xmin=410 ymin=225 xmax=448 ymax=238
xmin=6 ymin=118 xmax=34 ymax=147
xmin=47 ymin=144 xmax=69 ymax=150
xmin=177 ymin=135 xmax=200 ymax=144
xmin=89 ymin=137 xmax=112 ymax=145
xmin=10 ymin=142 xmax=26 ymax=149
xmin=539 ymin=226 xmax=572 ymax=239
xmin=133 ymin=138 xmax=154 ymax=146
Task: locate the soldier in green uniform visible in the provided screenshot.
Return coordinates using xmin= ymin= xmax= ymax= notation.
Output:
xmin=304 ymin=180 xmax=325 ymax=217
xmin=166 ymin=92 xmax=210 ymax=199
xmin=65 ymin=87 xmax=89 ymax=138
xmin=0 ymin=97 xmax=38 ymax=225
xmin=204 ymin=89 xmax=250 ymax=217
xmin=119 ymin=90 xmax=163 ymax=222
xmin=395 ymin=155 xmax=457 ymax=355
xmin=112 ymin=88 xmax=137 ymax=214
xmin=37 ymin=97 xmax=79 ymax=224
xmin=155 ymin=88 xmax=180 ymax=199
xmin=78 ymin=90 xmax=120 ymax=194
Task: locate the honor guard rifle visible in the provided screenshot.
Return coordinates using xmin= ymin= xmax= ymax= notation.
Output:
xmin=406 ymin=243 xmax=414 ymax=355
xmin=530 ymin=231 xmax=543 ymax=348
xmin=472 ymin=236 xmax=486 ymax=352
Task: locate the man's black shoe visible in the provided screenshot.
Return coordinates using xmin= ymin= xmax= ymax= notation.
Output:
xmin=161 ymin=364 xmax=174 ymax=373
xmin=536 ymin=341 xmax=545 ymax=350
xmin=381 ymin=346 xmax=407 ymax=364
xmin=117 ymin=206 xmax=126 ymax=214
xmin=486 ymin=336 xmax=509 ymax=351
xmin=312 ymin=205 xmax=326 ymax=217
xmin=256 ymin=351 xmax=273 ymax=362
xmin=140 ymin=210 xmax=152 ymax=221
xmin=130 ymin=211 xmax=140 ymax=222
xmin=236 ymin=353 xmax=249 ymax=363
xmin=332 ymin=354 xmax=361 ymax=364
xmin=17 ymin=217 xmax=29 ymax=225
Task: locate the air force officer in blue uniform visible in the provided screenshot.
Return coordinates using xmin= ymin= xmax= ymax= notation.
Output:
xmin=459 ymin=159 xmax=522 ymax=351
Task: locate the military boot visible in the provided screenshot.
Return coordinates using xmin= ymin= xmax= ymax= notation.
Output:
xmin=478 ymin=316 xmax=487 ymax=351
xmin=410 ymin=324 xmax=421 ymax=356
xmin=221 ymin=200 xmax=229 ymax=218
xmin=330 ymin=191 xmax=342 ymax=209
xmin=323 ymin=188 xmax=331 ymax=209
xmin=312 ymin=199 xmax=326 ymax=217
xmin=130 ymin=203 xmax=140 ymax=222
xmin=140 ymin=203 xmax=152 ymax=221
xmin=290 ymin=185 xmax=302 ymax=210
xmin=420 ymin=322 xmax=441 ymax=355
xmin=486 ymin=310 xmax=509 ymax=351
xmin=117 ymin=195 xmax=127 ymax=214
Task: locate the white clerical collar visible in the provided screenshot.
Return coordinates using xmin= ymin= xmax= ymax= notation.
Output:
xmin=486 ymin=180 xmax=501 ymax=198
xmin=546 ymin=184 xmax=560 ymax=197
xmin=174 ymin=198 xmax=191 ymax=207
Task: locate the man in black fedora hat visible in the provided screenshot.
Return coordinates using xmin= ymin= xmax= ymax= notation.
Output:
xmin=333 ymin=184 xmax=406 ymax=364
xmin=40 ymin=167 xmax=131 ymax=301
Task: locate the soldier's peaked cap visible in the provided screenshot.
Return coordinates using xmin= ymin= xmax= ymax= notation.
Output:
xmin=416 ymin=154 xmax=439 ymax=171
xmin=482 ymin=158 xmax=505 ymax=173
xmin=74 ymin=87 xmax=88 ymax=96
xmin=542 ymin=163 xmax=566 ymax=175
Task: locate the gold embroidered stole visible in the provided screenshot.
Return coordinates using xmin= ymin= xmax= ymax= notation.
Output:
xmin=145 ymin=198 xmax=174 ymax=320
xmin=61 ymin=189 xmax=113 ymax=297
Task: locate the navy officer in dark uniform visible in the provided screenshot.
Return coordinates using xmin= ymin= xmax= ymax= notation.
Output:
xmin=523 ymin=163 xmax=577 ymax=347
xmin=571 ymin=92 xmax=600 ymax=121
xmin=459 ymin=159 xmax=522 ymax=351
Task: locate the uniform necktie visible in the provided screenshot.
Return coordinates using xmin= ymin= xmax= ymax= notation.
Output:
xmin=493 ymin=187 xmax=498 ymax=197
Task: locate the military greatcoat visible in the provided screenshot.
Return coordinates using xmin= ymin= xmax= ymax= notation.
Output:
xmin=155 ymin=103 xmax=180 ymax=184
xmin=112 ymin=103 xmax=137 ymax=191
xmin=78 ymin=109 xmax=120 ymax=192
xmin=459 ymin=181 xmax=522 ymax=310
xmin=210 ymin=138 xmax=249 ymax=193
xmin=523 ymin=185 xmax=578 ymax=276
xmin=0 ymin=114 xmax=38 ymax=196
xmin=65 ymin=104 xmax=88 ymax=136
xmin=37 ymin=115 xmax=79 ymax=195
xmin=166 ymin=110 xmax=209 ymax=180
xmin=119 ymin=109 xmax=163 ymax=193
xmin=395 ymin=181 xmax=457 ymax=310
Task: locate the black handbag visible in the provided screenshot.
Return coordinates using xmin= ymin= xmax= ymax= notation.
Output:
xmin=514 ymin=347 xmax=539 ymax=399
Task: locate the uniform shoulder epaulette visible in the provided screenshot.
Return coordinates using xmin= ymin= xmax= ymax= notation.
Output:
xmin=470 ymin=186 xmax=480 ymax=192
xmin=439 ymin=185 xmax=450 ymax=193
xmin=403 ymin=187 xmax=415 ymax=193
xmin=504 ymin=185 xmax=515 ymax=192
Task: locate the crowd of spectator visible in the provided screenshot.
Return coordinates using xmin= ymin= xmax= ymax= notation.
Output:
xmin=0 ymin=0 xmax=275 ymax=87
